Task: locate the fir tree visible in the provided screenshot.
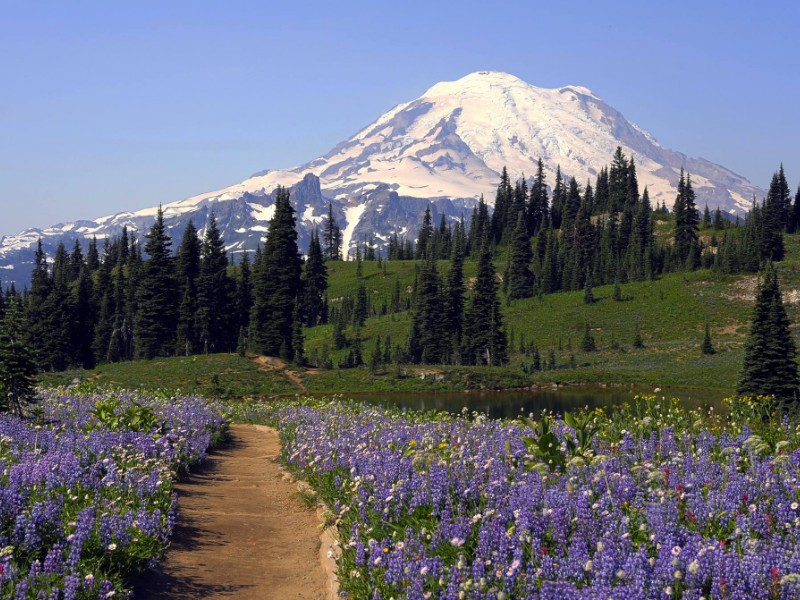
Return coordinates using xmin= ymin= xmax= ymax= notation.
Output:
xmin=196 ymin=214 xmax=235 ymax=353
xmin=236 ymin=251 xmax=253 ymax=336
xmin=701 ymin=323 xmax=715 ymax=355
xmin=408 ymin=252 xmax=446 ymax=363
xmin=462 ymin=236 xmax=508 ymax=366
xmin=250 ymin=187 xmax=302 ymax=356
xmin=580 ymin=322 xmax=597 ymax=352
xmin=415 ymin=206 xmax=434 ymax=259
xmin=174 ymin=222 xmax=201 ymax=355
xmin=302 ymin=230 xmax=328 ymax=326
xmin=443 ymin=231 xmax=466 ymax=362
xmin=134 ymin=207 xmax=178 ymax=359
xmin=0 ymin=298 xmax=38 ymax=416
xmin=737 ymin=266 xmax=798 ymax=399
xmin=322 ymin=202 xmax=342 ymax=260
xmin=507 ymin=213 xmax=534 ymax=299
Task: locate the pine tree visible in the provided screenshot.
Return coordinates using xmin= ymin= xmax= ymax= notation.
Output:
xmin=674 ymin=170 xmax=700 ymax=268
xmin=134 ymin=207 xmax=178 ymax=359
xmin=701 ymin=323 xmax=715 ymax=355
xmin=25 ymin=240 xmax=51 ymax=361
xmin=236 ymin=251 xmax=253 ymax=336
xmin=490 ymin=167 xmax=512 ymax=242
xmin=737 ymin=266 xmax=798 ymax=399
xmin=527 ymin=158 xmax=549 ymax=233
xmin=462 ymin=235 xmax=508 ymax=366
xmin=0 ymin=297 xmax=38 ymax=416
xmin=408 ymin=252 xmax=446 ymax=364
xmin=250 ymin=187 xmax=302 ymax=356
xmin=415 ymin=206 xmax=434 ymax=259
xmin=174 ymin=221 xmax=202 ymax=355
xmin=507 ymin=213 xmax=534 ymax=299
xmin=197 ymin=214 xmax=235 ymax=353
xmin=443 ymin=231 xmax=466 ymax=361
xmin=322 ymin=202 xmax=342 ymax=260
xmin=354 ymin=280 xmax=368 ymax=327
xmin=40 ymin=244 xmax=72 ymax=370
xmin=580 ymin=322 xmax=596 ymax=352
xmin=303 ymin=230 xmax=328 ymax=326
xmin=71 ymin=266 xmax=96 ymax=368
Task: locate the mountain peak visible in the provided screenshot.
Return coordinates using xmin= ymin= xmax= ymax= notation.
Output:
xmin=1 ymin=70 xmax=766 ymax=286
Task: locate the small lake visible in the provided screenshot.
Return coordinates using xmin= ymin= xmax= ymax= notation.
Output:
xmin=347 ymin=386 xmax=727 ymax=420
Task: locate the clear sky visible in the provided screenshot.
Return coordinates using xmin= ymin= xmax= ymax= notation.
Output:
xmin=1 ymin=0 xmax=798 ymax=238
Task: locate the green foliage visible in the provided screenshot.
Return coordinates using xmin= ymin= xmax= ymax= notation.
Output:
xmin=737 ymin=266 xmax=798 ymax=399
xmin=88 ymin=396 xmax=164 ymax=433
xmin=0 ymin=299 xmax=38 ymax=416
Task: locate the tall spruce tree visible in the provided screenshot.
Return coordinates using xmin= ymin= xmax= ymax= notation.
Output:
xmin=0 ymin=297 xmax=38 ymax=416
xmin=303 ymin=230 xmax=328 ymax=326
xmin=134 ymin=207 xmax=178 ymax=359
xmin=250 ymin=187 xmax=302 ymax=356
xmin=322 ymin=202 xmax=342 ymax=260
xmin=443 ymin=230 xmax=466 ymax=363
xmin=507 ymin=213 xmax=534 ymax=299
xmin=462 ymin=235 xmax=508 ymax=366
xmin=408 ymin=252 xmax=446 ymax=364
xmin=415 ymin=206 xmax=434 ymax=259
xmin=737 ymin=266 xmax=798 ymax=400
xmin=196 ymin=214 xmax=235 ymax=353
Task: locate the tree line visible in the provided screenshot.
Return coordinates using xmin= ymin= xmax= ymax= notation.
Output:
xmin=0 ymin=186 xmax=326 ymax=372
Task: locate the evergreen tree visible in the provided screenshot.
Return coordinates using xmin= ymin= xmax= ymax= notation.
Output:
xmin=302 ymin=230 xmax=328 ymax=326
xmin=490 ymin=167 xmax=512 ymax=242
xmin=354 ymin=280 xmax=368 ymax=327
xmin=236 ymin=251 xmax=253 ymax=337
xmin=250 ymin=187 xmax=302 ymax=356
xmin=415 ymin=206 xmax=434 ymax=259
xmin=701 ymin=323 xmax=715 ymax=355
xmin=507 ymin=213 xmax=534 ymax=299
xmin=674 ymin=171 xmax=700 ymax=268
xmin=25 ymin=240 xmax=51 ymax=362
xmin=134 ymin=207 xmax=178 ymax=359
xmin=580 ymin=322 xmax=596 ymax=352
xmin=174 ymin=221 xmax=202 ymax=354
xmin=443 ymin=231 xmax=466 ymax=361
xmin=462 ymin=236 xmax=507 ymax=365
xmin=527 ymin=158 xmax=549 ymax=233
xmin=71 ymin=266 xmax=96 ymax=368
xmin=0 ymin=297 xmax=38 ymax=416
xmin=737 ymin=266 xmax=798 ymax=399
xmin=197 ymin=214 xmax=235 ymax=353
xmin=322 ymin=202 xmax=342 ymax=260
xmin=408 ymin=252 xmax=446 ymax=363
xmin=40 ymin=244 xmax=73 ymax=371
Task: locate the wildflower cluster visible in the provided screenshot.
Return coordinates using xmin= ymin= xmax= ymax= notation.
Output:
xmin=0 ymin=389 xmax=226 ymax=598
xmin=256 ymin=396 xmax=800 ymax=599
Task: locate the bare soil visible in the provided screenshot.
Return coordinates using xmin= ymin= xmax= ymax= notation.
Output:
xmin=254 ymin=355 xmax=308 ymax=392
xmin=135 ymin=424 xmax=331 ymax=599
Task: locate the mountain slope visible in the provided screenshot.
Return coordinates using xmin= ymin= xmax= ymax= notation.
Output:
xmin=1 ymin=71 xmax=764 ymax=287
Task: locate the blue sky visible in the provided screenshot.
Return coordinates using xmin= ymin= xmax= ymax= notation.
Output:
xmin=1 ymin=0 xmax=798 ymax=237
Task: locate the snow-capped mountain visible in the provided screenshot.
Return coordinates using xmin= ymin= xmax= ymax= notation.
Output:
xmin=0 ymin=71 xmax=765 ymax=287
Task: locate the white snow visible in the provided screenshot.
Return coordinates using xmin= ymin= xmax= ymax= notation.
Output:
xmin=303 ymin=206 xmax=323 ymax=224
xmin=341 ymin=203 xmax=367 ymax=259
xmin=248 ymin=202 xmax=275 ymax=222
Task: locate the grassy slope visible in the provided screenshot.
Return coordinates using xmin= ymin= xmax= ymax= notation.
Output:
xmin=40 ymin=233 xmax=800 ymax=396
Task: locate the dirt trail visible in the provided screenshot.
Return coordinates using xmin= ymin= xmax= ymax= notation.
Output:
xmin=136 ymin=424 xmax=332 ymax=599
xmin=254 ymin=355 xmax=308 ymax=392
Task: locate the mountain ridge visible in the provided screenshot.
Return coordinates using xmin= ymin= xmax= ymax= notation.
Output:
xmin=1 ymin=71 xmax=766 ymax=286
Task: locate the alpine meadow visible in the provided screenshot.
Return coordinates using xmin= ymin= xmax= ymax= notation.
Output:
xmin=3 ymin=12 xmax=800 ymax=597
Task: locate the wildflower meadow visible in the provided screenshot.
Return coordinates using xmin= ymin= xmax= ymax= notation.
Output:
xmin=244 ymin=395 xmax=800 ymax=599
xmin=0 ymin=390 xmax=226 ymax=598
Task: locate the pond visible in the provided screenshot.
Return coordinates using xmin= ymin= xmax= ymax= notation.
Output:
xmin=347 ymin=385 xmax=727 ymax=420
